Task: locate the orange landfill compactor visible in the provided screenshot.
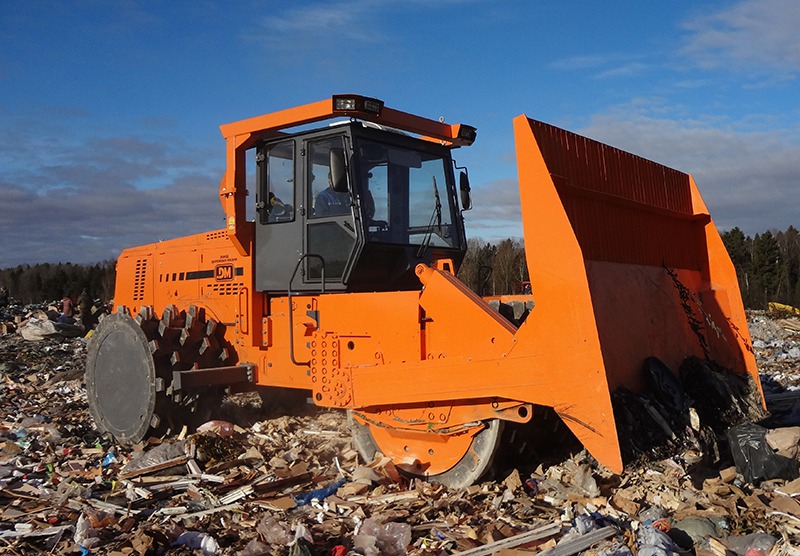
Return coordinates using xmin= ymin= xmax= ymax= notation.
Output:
xmin=86 ymin=95 xmax=760 ymax=488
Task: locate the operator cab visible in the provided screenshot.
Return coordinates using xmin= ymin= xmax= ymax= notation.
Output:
xmin=254 ymin=118 xmax=469 ymax=293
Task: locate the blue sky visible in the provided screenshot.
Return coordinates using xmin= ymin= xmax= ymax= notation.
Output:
xmin=1 ymin=0 xmax=799 ymax=267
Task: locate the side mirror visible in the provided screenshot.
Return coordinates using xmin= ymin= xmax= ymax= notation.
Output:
xmin=330 ymin=148 xmax=348 ymax=193
xmin=459 ymin=171 xmax=472 ymax=210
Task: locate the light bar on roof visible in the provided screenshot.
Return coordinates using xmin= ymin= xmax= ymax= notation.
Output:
xmin=332 ymin=95 xmax=384 ymax=116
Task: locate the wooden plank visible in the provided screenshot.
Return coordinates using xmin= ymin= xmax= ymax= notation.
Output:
xmin=538 ymin=526 xmax=617 ymax=556
xmin=453 ymin=522 xmax=561 ymax=556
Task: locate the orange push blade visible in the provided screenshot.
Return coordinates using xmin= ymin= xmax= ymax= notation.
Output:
xmin=511 ymin=115 xmax=759 ymax=470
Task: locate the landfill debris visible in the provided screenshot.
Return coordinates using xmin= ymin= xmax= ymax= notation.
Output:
xmin=0 ymin=296 xmax=108 ymax=341
xmin=0 ymin=309 xmax=799 ymax=554
xmin=727 ymin=422 xmax=799 ymax=483
xmin=767 ymin=302 xmax=800 ymax=316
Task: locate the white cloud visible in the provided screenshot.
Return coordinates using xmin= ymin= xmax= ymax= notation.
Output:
xmin=243 ymin=0 xmax=485 ymax=63
xmin=461 ymin=102 xmax=800 ymax=243
xmin=549 ymin=55 xmax=609 ymax=71
xmin=244 ymin=1 xmax=383 ymax=54
xmin=681 ymin=0 xmax=800 ymax=76
xmin=0 ymin=173 xmax=224 ymax=268
xmin=0 ymin=114 xmax=224 ymax=267
xmin=550 ymin=54 xmax=649 ymax=80
xmin=595 ymin=62 xmax=649 ymax=79
xmin=578 ymin=106 xmax=800 ymax=235
xmin=464 ymin=178 xmax=524 ymax=242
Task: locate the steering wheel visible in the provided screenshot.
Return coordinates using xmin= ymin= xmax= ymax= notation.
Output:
xmin=269 ymin=203 xmax=293 ymax=222
xmin=369 ymin=219 xmax=389 ymax=231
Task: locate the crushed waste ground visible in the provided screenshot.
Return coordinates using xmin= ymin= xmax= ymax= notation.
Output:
xmin=1 ymin=304 xmax=800 ymax=555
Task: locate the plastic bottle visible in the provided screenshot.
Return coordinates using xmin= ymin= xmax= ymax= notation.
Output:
xmin=292 ymin=477 xmax=346 ymax=506
xmin=174 ymin=531 xmax=220 ymax=556
xmin=724 ymin=533 xmax=777 ymax=556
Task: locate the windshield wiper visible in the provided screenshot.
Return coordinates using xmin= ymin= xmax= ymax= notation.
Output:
xmin=433 ymin=176 xmax=442 ymax=231
xmin=416 ymin=176 xmax=443 ymax=258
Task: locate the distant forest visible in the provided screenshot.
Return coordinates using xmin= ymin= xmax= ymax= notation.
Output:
xmin=720 ymin=226 xmax=800 ymax=310
xmin=0 ymin=261 xmax=116 ymax=305
xmin=0 ymin=225 xmax=798 ymax=309
xmin=455 ymin=227 xmax=800 ymax=310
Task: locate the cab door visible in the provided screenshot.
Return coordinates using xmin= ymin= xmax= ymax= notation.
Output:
xmin=303 ymin=135 xmax=359 ymax=288
xmin=254 ymin=139 xmax=304 ymax=292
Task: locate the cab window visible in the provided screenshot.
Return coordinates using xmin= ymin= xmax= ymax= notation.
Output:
xmin=308 ymin=137 xmax=351 ymax=218
xmin=259 ymin=140 xmax=294 ymax=224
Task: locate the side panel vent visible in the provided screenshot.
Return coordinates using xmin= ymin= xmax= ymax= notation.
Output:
xmin=209 ymin=282 xmax=243 ymax=296
xmin=206 ymin=230 xmax=227 ymax=241
xmin=133 ymin=259 xmax=148 ymax=301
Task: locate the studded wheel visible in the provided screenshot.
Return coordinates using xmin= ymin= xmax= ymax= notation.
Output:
xmin=86 ymin=305 xmax=232 ymax=443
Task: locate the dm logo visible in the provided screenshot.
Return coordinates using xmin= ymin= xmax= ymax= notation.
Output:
xmin=215 ymin=264 xmax=234 ymax=282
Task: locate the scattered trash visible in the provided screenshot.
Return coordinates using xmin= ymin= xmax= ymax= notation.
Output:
xmin=637 ymin=524 xmax=679 ymax=556
xmin=0 ymin=310 xmax=799 ymax=553
xmin=292 ymin=476 xmax=347 ymax=506
xmin=357 ymin=517 xmax=412 ymax=556
xmin=174 ymin=530 xmax=220 ymax=556
xmin=727 ymin=422 xmax=799 ymax=483
xmin=724 ymin=532 xmax=777 ymax=556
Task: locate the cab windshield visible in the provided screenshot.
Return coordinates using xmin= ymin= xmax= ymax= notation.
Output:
xmin=355 ymin=138 xmax=459 ymax=249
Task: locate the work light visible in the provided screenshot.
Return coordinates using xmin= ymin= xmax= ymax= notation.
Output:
xmin=332 ymin=95 xmax=384 ymax=116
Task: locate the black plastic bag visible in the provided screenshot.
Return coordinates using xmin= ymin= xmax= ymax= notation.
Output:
xmin=727 ymin=422 xmax=799 ymax=483
xmin=644 ymin=357 xmax=686 ymax=414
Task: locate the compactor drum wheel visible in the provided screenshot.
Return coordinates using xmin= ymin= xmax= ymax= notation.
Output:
xmin=86 ymin=313 xmax=159 ymax=442
xmin=86 ymin=307 xmax=231 ymax=444
xmin=348 ymin=413 xmax=503 ymax=489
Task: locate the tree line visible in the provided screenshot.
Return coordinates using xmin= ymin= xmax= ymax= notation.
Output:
xmin=457 ymin=238 xmax=529 ymax=296
xmin=1 ymin=227 xmax=797 ymax=309
xmin=457 ymin=227 xmax=800 ymax=310
xmin=0 ymin=261 xmax=116 ymax=306
xmin=721 ymin=226 xmax=800 ymax=310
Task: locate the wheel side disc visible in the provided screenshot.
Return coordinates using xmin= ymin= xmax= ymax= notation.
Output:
xmin=86 ymin=313 xmax=157 ymax=443
xmin=349 ymin=412 xmax=503 ymax=489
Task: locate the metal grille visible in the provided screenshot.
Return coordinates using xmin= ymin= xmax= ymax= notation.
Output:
xmin=209 ymin=282 xmax=243 ymax=296
xmin=206 ymin=230 xmax=227 ymax=241
xmin=527 ymin=118 xmax=702 ymax=269
xmin=133 ymin=259 xmax=148 ymax=301
xmin=529 ymin=119 xmax=692 ymax=214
